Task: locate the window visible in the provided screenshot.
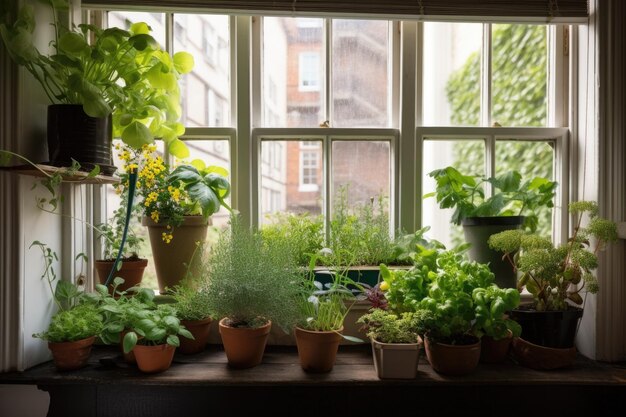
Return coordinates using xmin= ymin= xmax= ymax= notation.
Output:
xmin=298 ymin=52 xmax=321 ymax=92
xmin=300 ymin=150 xmax=319 ymax=191
xmin=98 ymin=10 xmax=569 ymax=259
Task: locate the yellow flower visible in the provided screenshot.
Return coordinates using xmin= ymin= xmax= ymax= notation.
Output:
xmin=380 ymin=281 xmax=390 ymax=291
xmin=161 ymin=231 xmax=173 ymax=244
xmin=151 ymin=210 xmax=160 ymax=223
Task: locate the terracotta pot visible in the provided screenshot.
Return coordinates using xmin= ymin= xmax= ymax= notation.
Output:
xmin=511 ymin=337 xmax=577 ymax=370
xmin=179 ymin=317 xmax=213 ymax=354
xmin=143 ymin=216 xmax=209 ymax=294
xmin=480 ymin=331 xmax=513 ymax=363
xmin=295 ymin=326 xmax=343 ymax=373
xmin=48 ymin=336 xmax=96 ymax=371
xmin=95 ymin=258 xmax=148 ymax=293
xmin=133 ymin=343 xmax=176 ymax=373
xmin=219 ymin=318 xmax=271 ymax=369
xmin=371 ymin=338 xmax=421 ymax=379
xmin=424 ymin=336 xmax=481 ymax=376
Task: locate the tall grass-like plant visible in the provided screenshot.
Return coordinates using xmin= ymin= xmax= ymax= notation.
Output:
xmin=202 ymin=217 xmax=303 ymax=331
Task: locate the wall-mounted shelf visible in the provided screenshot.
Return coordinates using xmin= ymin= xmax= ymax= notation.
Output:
xmin=0 ymin=164 xmax=119 ymax=185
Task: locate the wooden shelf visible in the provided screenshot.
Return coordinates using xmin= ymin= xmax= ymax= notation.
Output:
xmin=0 ymin=164 xmax=119 ymax=185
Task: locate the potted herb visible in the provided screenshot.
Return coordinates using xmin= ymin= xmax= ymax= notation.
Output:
xmin=122 ymin=304 xmax=194 ymax=373
xmin=357 ymin=309 xmax=425 ymax=379
xmin=382 ymin=244 xmax=495 ymax=375
xmin=95 ymin=186 xmax=147 ymax=292
xmin=86 ymin=278 xmax=157 ymax=363
xmin=120 ymin=145 xmax=231 ymax=293
xmin=30 ymin=241 xmax=103 ymax=371
xmin=425 ymin=166 xmax=557 ymax=288
xmin=0 ymin=0 xmax=195 ymax=172
xmin=294 ymin=269 xmax=361 ymax=373
xmin=472 ymin=286 xmax=521 ymax=363
xmin=171 ymin=285 xmax=213 ymax=355
xmin=203 ymin=217 xmax=302 ymax=369
xmin=489 ymin=201 xmax=617 ymax=368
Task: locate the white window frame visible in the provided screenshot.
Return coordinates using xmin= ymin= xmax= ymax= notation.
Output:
xmin=299 ymin=149 xmax=320 ymax=192
xmin=298 ymin=52 xmax=321 ymax=92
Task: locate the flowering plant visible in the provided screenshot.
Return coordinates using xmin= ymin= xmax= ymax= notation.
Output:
xmin=116 ymin=144 xmax=231 ymax=243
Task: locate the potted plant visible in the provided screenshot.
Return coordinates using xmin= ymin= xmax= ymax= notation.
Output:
xmin=202 ymin=217 xmax=302 ymax=369
xmin=357 ymin=308 xmax=425 ymax=379
xmin=84 ymin=277 xmax=158 ymax=363
xmin=30 ymin=241 xmax=103 ymax=371
xmin=95 ymin=187 xmax=147 ymax=292
xmin=0 ymin=0 xmax=195 ymax=172
xmin=121 ymin=145 xmax=230 ymax=293
xmin=122 ymin=304 xmax=193 ymax=373
xmin=294 ymin=270 xmax=361 ymax=373
xmin=171 ymin=285 xmax=213 ymax=355
xmin=381 ymin=243 xmax=496 ymax=375
xmin=425 ymin=166 xmax=557 ymax=288
xmin=472 ymin=286 xmax=521 ymax=363
xmin=489 ymin=201 xmax=618 ymax=368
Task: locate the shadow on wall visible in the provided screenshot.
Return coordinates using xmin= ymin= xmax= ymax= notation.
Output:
xmin=0 ymin=385 xmax=49 ymax=417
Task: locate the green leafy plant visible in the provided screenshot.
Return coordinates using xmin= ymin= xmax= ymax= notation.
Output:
xmin=84 ymin=277 xmax=158 ymax=345
xmin=472 ymin=286 xmax=521 ymax=340
xmin=425 ymin=166 xmax=557 ymax=232
xmin=122 ymin=304 xmax=194 ymax=353
xmin=327 ymin=187 xmax=398 ymax=266
xmin=30 ymin=241 xmax=103 ymax=343
xmin=357 ymin=309 xmax=427 ymax=344
xmin=33 ymin=304 xmax=103 ymax=343
xmin=120 ymin=144 xmax=231 ymax=242
xmin=489 ymin=201 xmax=618 ymax=311
xmin=171 ymin=285 xmax=212 ymax=322
xmin=202 ymin=216 xmax=303 ymax=331
xmin=261 ymin=212 xmax=324 ymax=266
xmin=0 ymin=0 xmax=194 ymax=157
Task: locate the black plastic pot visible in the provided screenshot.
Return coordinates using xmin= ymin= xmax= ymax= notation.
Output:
xmin=510 ymin=307 xmax=584 ymax=348
xmin=47 ymin=104 xmax=116 ymax=175
xmin=462 ymin=216 xmax=524 ymax=289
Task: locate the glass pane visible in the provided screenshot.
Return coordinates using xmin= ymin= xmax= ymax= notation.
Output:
xmin=423 ymin=23 xmax=482 ymax=126
xmin=263 ymin=17 xmax=325 ymax=127
xmin=492 ymin=24 xmax=547 ymax=127
xmin=331 ymin=20 xmax=390 ymax=127
xmin=422 ymin=140 xmax=485 ymax=248
xmin=260 ymin=140 xmax=323 ymax=223
xmin=496 ymin=140 xmax=554 ymax=238
xmin=331 ymin=140 xmax=391 ymax=219
xmin=174 ymin=15 xmax=231 ymax=127
xmin=107 ymin=12 xmax=166 ymax=46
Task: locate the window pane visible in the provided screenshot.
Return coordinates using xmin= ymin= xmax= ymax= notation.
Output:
xmin=260 ymin=140 xmax=323 ymax=223
xmin=331 ymin=141 xmax=391 ymax=221
xmin=496 ymin=140 xmax=554 ymax=238
xmin=263 ymin=17 xmax=325 ymax=127
xmin=422 ymin=140 xmax=485 ymax=248
xmin=108 ymin=12 xmax=166 ymax=46
xmin=331 ymin=20 xmax=390 ymax=127
xmin=174 ymin=15 xmax=231 ymax=127
xmin=423 ymin=23 xmax=482 ymax=126
xmin=492 ymin=24 xmax=547 ymax=127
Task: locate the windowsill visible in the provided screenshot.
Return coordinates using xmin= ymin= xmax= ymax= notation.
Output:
xmin=1 ymin=345 xmax=625 ymax=417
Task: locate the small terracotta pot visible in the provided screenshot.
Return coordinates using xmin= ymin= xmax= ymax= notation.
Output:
xmin=371 ymin=338 xmax=421 ymax=379
xmin=133 ymin=343 xmax=176 ymax=373
xmin=480 ymin=331 xmax=513 ymax=363
xmin=179 ymin=317 xmax=213 ymax=354
xmin=95 ymin=258 xmax=148 ymax=293
xmin=219 ymin=318 xmax=271 ymax=369
xmin=143 ymin=216 xmax=209 ymax=294
xmin=295 ymin=326 xmax=343 ymax=373
xmin=424 ymin=336 xmax=481 ymax=376
xmin=511 ymin=337 xmax=577 ymax=370
xmin=48 ymin=336 xmax=96 ymax=371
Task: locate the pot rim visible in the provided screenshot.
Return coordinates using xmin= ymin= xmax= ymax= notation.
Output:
xmin=461 ymin=215 xmax=525 ymax=226
xmin=371 ymin=337 xmax=421 ymax=349
xmin=295 ymin=326 xmax=344 ymax=335
xmin=181 ymin=316 xmax=213 ymax=326
xmin=48 ymin=335 xmax=96 ymax=348
xmin=142 ymin=215 xmax=211 ymax=227
xmin=219 ymin=317 xmax=272 ymax=330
